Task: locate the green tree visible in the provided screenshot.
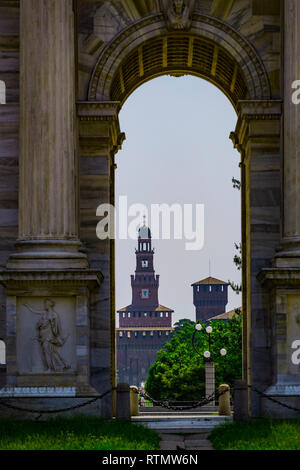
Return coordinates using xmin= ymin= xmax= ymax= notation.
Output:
xmin=145 ymin=317 xmax=242 ymax=400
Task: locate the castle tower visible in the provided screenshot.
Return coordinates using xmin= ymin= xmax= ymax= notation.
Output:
xmin=117 ymin=223 xmax=174 ymax=386
xmin=192 ymin=277 xmax=229 ymax=322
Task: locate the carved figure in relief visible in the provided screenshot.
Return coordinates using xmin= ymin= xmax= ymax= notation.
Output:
xmin=23 ymin=299 xmax=71 ymax=372
xmin=163 ymin=0 xmax=195 ymax=30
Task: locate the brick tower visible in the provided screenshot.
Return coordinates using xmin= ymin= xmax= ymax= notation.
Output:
xmin=192 ymin=277 xmax=229 ymax=322
xmin=117 ymin=223 xmax=174 ymax=386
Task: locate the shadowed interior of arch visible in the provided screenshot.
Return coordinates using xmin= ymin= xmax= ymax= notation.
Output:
xmin=110 ymin=35 xmax=249 ymax=111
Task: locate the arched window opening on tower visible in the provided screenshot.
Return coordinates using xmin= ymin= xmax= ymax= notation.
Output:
xmin=0 ymin=340 xmax=6 ymax=364
xmin=0 ymin=80 xmax=6 ymax=104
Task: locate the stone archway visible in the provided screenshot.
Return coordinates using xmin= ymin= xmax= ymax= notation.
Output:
xmin=77 ymin=11 xmax=280 ymax=418
xmin=1 ymin=0 xmax=300 ymax=419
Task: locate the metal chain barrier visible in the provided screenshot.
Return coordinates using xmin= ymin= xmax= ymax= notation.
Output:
xmin=137 ymin=387 xmax=228 ymax=411
xmin=0 ymin=388 xmax=115 ymax=415
xmin=3 ymin=382 xmax=300 ymax=417
xmin=248 ymin=385 xmax=300 ymax=414
xmin=138 ymin=384 xmax=300 ymax=414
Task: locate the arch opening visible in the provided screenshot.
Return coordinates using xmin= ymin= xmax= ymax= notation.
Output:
xmin=115 ymin=75 xmax=242 ymax=388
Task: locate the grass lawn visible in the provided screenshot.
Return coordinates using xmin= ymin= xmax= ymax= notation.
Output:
xmin=209 ymin=419 xmax=300 ymax=450
xmin=0 ymin=416 xmax=160 ymax=450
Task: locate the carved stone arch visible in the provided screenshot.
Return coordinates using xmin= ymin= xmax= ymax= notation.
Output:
xmin=88 ymin=13 xmax=271 ymax=109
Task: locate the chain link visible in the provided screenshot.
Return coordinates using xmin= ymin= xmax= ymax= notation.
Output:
xmin=139 ymin=385 xmax=300 ymax=414
xmin=138 ymin=387 xmax=229 ymax=411
xmin=0 ymin=388 xmax=115 ymax=415
xmin=2 ymin=382 xmax=300 ymax=416
xmin=248 ymin=385 xmax=300 ymax=414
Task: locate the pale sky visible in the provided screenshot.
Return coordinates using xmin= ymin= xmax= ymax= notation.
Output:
xmin=115 ymin=75 xmax=241 ymax=326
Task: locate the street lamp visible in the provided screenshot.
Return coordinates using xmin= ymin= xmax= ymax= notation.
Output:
xmin=192 ymin=322 xmax=228 ymax=407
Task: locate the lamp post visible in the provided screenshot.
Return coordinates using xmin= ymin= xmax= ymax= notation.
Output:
xmin=192 ymin=323 xmax=227 ymax=407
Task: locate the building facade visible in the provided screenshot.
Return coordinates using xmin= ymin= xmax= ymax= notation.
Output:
xmin=1 ymin=0 xmax=300 ymax=418
xmin=117 ymin=224 xmax=174 ymax=386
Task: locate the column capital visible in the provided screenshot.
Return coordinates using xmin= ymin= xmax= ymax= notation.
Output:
xmin=237 ymin=99 xmax=283 ymax=118
xmin=77 ymin=101 xmax=126 ymax=156
xmin=232 ymin=99 xmax=282 ymax=156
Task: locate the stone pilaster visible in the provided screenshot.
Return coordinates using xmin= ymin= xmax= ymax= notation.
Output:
xmin=7 ymin=0 xmax=87 ymax=269
xmin=232 ymin=100 xmax=282 ymax=416
xmin=77 ymin=101 xmax=125 ymax=415
xmin=275 ymin=0 xmax=300 ymax=266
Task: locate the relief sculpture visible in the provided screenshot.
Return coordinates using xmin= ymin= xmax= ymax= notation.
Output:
xmin=163 ymin=0 xmax=195 ymax=30
xmin=23 ymin=299 xmax=71 ymax=372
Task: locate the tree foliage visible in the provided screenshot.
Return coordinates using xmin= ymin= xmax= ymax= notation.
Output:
xmin=145 ymin=317 xmax=242 ymax=401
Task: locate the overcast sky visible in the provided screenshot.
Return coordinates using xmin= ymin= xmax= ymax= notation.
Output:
xmin=115 ymin=75 xmax=241 ymax=326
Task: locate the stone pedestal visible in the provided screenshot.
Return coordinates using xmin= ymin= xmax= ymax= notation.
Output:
xmin=0 ymin=270 xmax=102 ymax=398
xmin=257 ymin=269 xmax=300 ymax=416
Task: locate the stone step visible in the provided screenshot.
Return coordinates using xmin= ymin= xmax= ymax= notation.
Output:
xmin=131 ymin=415 xmax=232 ymax=430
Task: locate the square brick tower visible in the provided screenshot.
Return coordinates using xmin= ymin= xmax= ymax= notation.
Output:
xmin=117 ymin=223 xmax=174 ymax=386
xmin=192 ymin=277 xmax=229 ymax=323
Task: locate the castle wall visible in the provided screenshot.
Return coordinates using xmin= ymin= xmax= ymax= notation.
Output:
xmin=117 ymin=329 xmax=172 ymax=386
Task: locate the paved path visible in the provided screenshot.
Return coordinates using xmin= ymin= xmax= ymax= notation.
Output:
xmin=158 ymin=429 xmax=213 ymax=451
xmin=132 ymin=413 xmax=232 ymax=450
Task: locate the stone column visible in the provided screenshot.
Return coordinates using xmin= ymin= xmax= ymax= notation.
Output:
xmin=7 ymin=0 xmax=87 ymax=269
xmin=275 ymin=0 xmax=300 ymax=266
xmin=0 ymin=1 xmax=105 ymax=412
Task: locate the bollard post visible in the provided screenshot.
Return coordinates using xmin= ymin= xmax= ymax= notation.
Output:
xmin=130 ymin=386 xmax=140 ymax=416
xmin=218 ymin=384 xmax=231 ymax=416
xmin=116 ymin=383 xmax=131 ymax=420
xmin=234 ymin=380 xmax=249 ymax=420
